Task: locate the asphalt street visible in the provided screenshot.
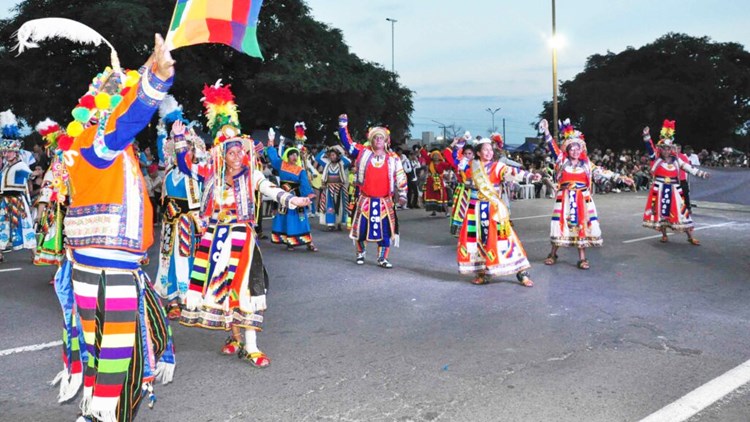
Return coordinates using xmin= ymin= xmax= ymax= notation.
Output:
xmin=1 ymin=192 xmax=749 ymax=422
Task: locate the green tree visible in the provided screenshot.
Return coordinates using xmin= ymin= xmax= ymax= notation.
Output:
xmin=538 ymin=33 xmax=750 ymax=151
xmin=0 ymin=0 xmax=413 ymax=147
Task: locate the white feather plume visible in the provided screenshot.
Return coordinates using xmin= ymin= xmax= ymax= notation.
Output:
xmin=0 ymin=109 xmax=18 ymax=129
xmin=13 ymin=17 xmax=115 ymax=55
xmin=35 ymin=118 xmax=59 ymax=134
xmin=158 ymin=95 xmax=182 ymax=120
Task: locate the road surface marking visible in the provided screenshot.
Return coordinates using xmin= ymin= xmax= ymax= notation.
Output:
xmin=622 ymin=222 xmax=734 ymax=244
xmin=512 ymin=214 xmax=550 ymax=221
xmin=638 ymin=358 xmax=750 ymax=422
xmin=0 ymin=340 xmax=62 ymax=357
xmin=0 ymin=267 xmax=22 ymax=273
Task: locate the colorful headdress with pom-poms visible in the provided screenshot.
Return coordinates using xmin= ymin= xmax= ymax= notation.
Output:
xmin=36 ymin=118 xmax=63 ymax=150
xmin=13 ymin=18 xmax=141 ymax=141
xmin=658 ymin=119 xmax=676 ymax=147
xmin=558 ymin=118 xmax=587 ymax=154
xmin=0 ymin=110 xmax=24 ymax=152
xmin=201 ymin=79 xmax=241 ymax=143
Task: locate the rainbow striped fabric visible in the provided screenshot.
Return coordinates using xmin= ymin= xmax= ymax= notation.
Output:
xmin=166 ymin=0 xmax=265 ymax=58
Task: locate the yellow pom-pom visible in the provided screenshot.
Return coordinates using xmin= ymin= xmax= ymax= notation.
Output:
xmin=95 ymin=92 xmax=111 ymax=110
xmin=67 ymin=121 xmax=84 ymax=137
xmin=125 ymin=71 xmax=140 ymax=88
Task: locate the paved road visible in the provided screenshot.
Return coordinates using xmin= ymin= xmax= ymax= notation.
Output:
xmin=1 ymin=192 xmax=749 ymax=422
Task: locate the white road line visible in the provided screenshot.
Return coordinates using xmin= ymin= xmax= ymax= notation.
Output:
xmin=0 ymin=340 xmax=62 ymax=357
xmin=622 ymin=222 xmax=734 ymax=244
xmin=638 ymin=359 xmax=750 ymax=422
xmin=0 ymin=267 xmax=22 ymax=273
xmin=512 ymin=214 xmax=550 ymax=221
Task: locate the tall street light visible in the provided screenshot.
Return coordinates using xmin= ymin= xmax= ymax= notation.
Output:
xmin=486 ymin=107 xmax=501 ymax=133
xmin=551 ymin=0 xmax=559 ymax=140
xmin=386 ymin=18 xmax=397 ymax=74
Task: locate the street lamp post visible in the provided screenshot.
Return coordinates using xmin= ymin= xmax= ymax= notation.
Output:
xmin=386 ymin=18 xmax=397 ymax=74
xmin=551 ymin=0 xmax=559 ymax=140
xmin=485 ymin=107 xmax=501 ymax=133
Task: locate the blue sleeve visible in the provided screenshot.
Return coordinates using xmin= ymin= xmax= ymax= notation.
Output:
xmin=299 ymin=168 xmax=313 ymax=197
xmin=265 ymin=146 xmax=282 ymax=171
xmin=315 ymin=150 xmax=327 ymax=167
xmin=342 ymin=154 xmax=352 ymax=168
xmin=104 ymin=72 xmax=174 ymax=152
xmin=338 ymin=127 xmax=360 ymax=159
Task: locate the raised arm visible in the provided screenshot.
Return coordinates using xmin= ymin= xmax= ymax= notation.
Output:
xmin=642 ymin=126 xmax=656 ymax=159
xmin=539 ymin=119 xmax=561 ymax=160
xmin=81 ymin=34 xmax=174 ymax=167
xmin=337 ymin=114 xmax=362 ymax=159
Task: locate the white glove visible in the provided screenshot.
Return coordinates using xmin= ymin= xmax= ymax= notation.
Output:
xmin=268 ymin=127 xmax=275 ymax=141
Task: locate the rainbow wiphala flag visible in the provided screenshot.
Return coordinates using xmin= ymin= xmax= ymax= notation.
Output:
xmin=165 ymin=0 xmax=265 ymax=59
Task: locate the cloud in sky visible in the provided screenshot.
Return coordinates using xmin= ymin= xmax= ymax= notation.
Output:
xmin=306 ymin=0 xmax=750 ymax=142
xmin=1 ymin=1 xmax=748 ymax=143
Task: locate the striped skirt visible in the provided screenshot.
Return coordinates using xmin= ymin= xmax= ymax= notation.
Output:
xmin=550 ymin=187 xmax=603 ymax=248
xmin=182 ymin=220 xmax=268 ymax=331
xmin=457 ymin=191 xmax=530 ymax=276
xmin=65 ymin=262 xmax=173 ymax=422
xmin=642 ymin=180 xmax=694 ymax=232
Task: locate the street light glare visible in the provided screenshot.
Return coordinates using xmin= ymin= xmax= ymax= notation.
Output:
xmin=549 ymin=34 xmax=565 ymax=50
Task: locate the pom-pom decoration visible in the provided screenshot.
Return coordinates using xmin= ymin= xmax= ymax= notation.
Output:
xmin=294 ymin=121 xmax=307 ymax=142
xmin=66 ymin=121 xmax=84 ymax=138
xmin=490 ymin=133 xmax=504 ymax=150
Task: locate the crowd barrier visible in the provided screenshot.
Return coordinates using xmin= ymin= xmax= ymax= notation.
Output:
xmin=690 ymin=168 xmax=750 ymax=206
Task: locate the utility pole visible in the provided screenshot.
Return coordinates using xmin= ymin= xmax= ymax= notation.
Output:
xmin=431 ymin=119 xmax=448 ymax=142
xmin=551 ymin=0 xmax=559 ymax=140
xmin=502 ymin=118 xmax=506 ymax=142
xmin=386 ymin=18 xmax=397 ymax=74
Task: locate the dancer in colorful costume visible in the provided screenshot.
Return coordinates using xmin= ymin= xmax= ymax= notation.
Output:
xmin=420 ymin=146 xmax=451 ymax=216
xmin=181 ymin=81 xmax=311 ymax=367
xmin=457 ymin=135 xmax=539 ymax=286
xmin=315 ymin=145 xmax=351 ymax=231
xmin=443 ymin=134 xmax=475 ymax=236
xmin=338 ymin=114 xmax=407 ymax=268
xmin=153 ymin=96 xmax=205 ymax=320
xmin=33 ymin=118 xmax=68 ymax=267
xmin=265 ymin=125 xmax=318 ymax=251
xmin=15 ymin=26 xmax=177 ymax=420
xmin=539 ymin=119 xmax=632 ymax=270
xmin=0 ymin=109 xmax=36 ymax=262
xmin=641 ymin=120 xmax=709 ymax=244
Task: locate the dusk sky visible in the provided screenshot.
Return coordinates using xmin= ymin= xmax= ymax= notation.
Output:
xmin=2 ymin=1 xmax=749 ymax=145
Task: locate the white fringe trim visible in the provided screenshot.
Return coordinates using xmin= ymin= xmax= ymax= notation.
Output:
xmin=50 ymin=368 xmax=82 ymax=402
xmin=154 ymin=362 xmax=175 ymax=385
xmin=393 ymin=234 xmax=400 ymax=248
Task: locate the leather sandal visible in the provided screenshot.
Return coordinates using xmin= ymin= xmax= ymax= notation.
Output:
xmin=544 ymin=253 xmax=558 ymax=265
xmin=519 ymin=276 xmax=534 ymax=287
xmin=307 ymin=244 xmax=319 ymax=252
xmin=687 ymin=237 xmax=700 ymax=246
xmin=166 ymin=303 xmax=181 ymax=320
xmin=471 ymin=276 xmax=486 ymax=285
xmin=577 ymin=259 xmax=590 ymax=270
xmin=239 ymin=350 xmax=270 ymax=368
xmin=221 ymin=337 xmax=244 ymax=355
xmin=660 ymin=234 xmax=668 ymax=243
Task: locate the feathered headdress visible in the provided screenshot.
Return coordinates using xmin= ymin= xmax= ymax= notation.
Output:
xmin=159 ymin=95 xmax=186 ymax=127
xmin=13 ymin=18 xmax=140 ymax=140
xmin=201 ymin=79 xmax=240 ymax=142
xmin=294 ymin=121 xmax=307 ymax=143
xmin=0 ymin=110 xmax=23 ymax=152
xmin=35 ymin=118 xmax=71 ymax=202
xmin=658 ymin=119 xmax=676 ymax=147
xmin=558 ymin=118 xmax=587 ymax=154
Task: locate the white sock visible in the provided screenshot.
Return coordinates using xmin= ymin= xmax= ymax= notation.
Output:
xmin=244 ymin=329 xmax=260 ymax=353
